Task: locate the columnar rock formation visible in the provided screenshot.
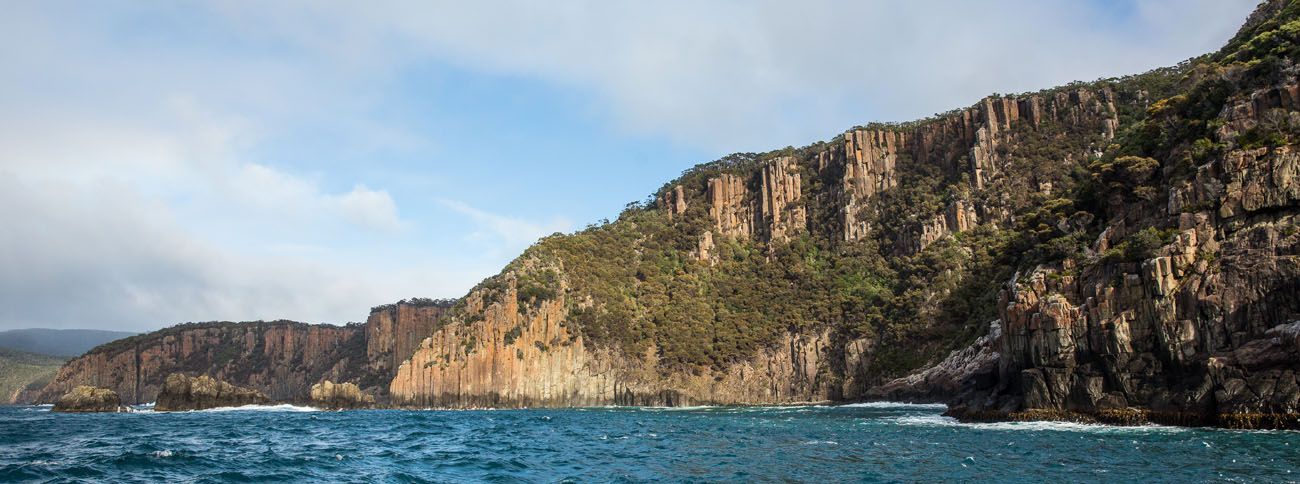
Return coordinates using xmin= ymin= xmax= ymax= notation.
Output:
xmin=666 ymin=87 xmax=1118 ymax=257
xmin=707 ymin=174 xmax=752 ymax=238
xmin=939 ymin=76 xmax=1300 ymax=427
xmin=34 ymin=321 xmax=363 ymax=405
xmin=366 ymin=301 xmax=451 ymax=376
xmin=32 ymin=301 xmax=450 ymax=405
xmin=760 ymin=157 xmax=806 ymax=242
xmin=389 ymin=272 xmax=872 ymax=407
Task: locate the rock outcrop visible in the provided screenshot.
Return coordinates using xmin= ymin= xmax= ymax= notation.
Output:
xmin=33 ymin=321 xmax=365 ymax=405
xmin=941 ymin=68 xmax=1300 ymax=427
xmin=155 ymin=373 xmax=269 ymax=411
xmin=868 ymin=323 xmax=1001 ymax=403
xmin=31 ymin=299 xmax=452 ymax=406
xmin=366 ymin=301 xmax=452 ymax=379
xmin=51 ymin=386 xmax=130 ymax=413
xmin=310 ymin=380 xmax=375 ymax=409
xmin=389 ymin=271 xmax=870 ymax=408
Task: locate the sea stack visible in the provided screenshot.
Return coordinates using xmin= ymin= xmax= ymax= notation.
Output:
xmin=310 ymin=380 xmax=375 ymax=410
xmin=155 ymin=373 xmax=270 ymax=411
xmin=51 ymin=386 xmax=130 ymax=413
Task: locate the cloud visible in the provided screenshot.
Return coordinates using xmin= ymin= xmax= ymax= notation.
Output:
xmin=439 ymin=199 xmax=572 ymax=248
xmin=337 ymin=185 xmax=406 ymax=232
xmin=214 ymin=0 xmax=1256 ymax=151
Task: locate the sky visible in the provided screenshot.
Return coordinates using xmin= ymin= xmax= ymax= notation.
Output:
xmin=0 ymin=0 xmax=1258 ymax=332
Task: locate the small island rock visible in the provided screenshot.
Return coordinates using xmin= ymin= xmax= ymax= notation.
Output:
xmin=155 ymin=373 xmax=270 ymax=411
xmin=310 ymin=380 xmax=375 ymax=409
xmin=52 ymin=386 xmax=130 ymax=413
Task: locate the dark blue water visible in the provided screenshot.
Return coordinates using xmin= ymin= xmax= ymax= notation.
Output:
xmin=2 ymin=403 xmax=1298 ymax=482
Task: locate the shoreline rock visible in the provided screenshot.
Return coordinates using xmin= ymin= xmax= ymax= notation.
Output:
xmin=155 ymin=373 xmax=270 ymax=412
xmin=51 ymin=386 xmax=130 ymax=413
xmin=310 ymin=380 xmax=375 ymax=410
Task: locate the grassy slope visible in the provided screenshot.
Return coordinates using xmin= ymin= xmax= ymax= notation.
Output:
xmin=0 ymin=348 xmax=65 ymax=404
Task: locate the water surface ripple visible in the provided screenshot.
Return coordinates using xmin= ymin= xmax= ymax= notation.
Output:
xmin=2 ymin=403 xmax=1297 ymax=482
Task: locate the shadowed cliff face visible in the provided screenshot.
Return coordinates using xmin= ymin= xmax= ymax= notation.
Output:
xmin=30 ymin=300 xmax=453 ymax=405
xmin=947 ymin=96 xmax=1300 ymax=427
xmin=33 ymin=322 xmax=366 ymax=405
xmin=366 ymin=303 xmax=451 ymax=378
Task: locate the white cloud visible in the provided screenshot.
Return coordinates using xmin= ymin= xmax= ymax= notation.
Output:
xmin=216 ymin=0 xmax=1256 ymax=151
xmin=439 ymin=199 xmax=571 ymax=248
xmin=337 ymin=185 xmax=405 ymax=232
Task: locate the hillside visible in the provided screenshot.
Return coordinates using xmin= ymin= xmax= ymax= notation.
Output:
xmin=0 ymin=329 xmax=137 ymax=357
xmin=384 ymin=0 xmax=1300 ymax=428
xmin=0 ymin=348 xmax=64 ymax=404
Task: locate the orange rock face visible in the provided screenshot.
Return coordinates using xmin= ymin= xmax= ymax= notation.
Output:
xmin=389 ymin=272 xmax=871 ymax=408
xmin=366 ymin=302 xmax=451 ymax=376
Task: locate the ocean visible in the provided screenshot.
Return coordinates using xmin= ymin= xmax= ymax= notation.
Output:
xmin=1 ymin=402 xmax=1297 ymax=482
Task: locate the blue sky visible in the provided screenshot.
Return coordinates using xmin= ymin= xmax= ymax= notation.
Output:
xmin=0 ymin=0 xmax=1257 ymax=331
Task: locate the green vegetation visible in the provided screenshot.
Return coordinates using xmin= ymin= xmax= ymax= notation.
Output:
xmin=0 ymin=348 xmax=65 ymax=403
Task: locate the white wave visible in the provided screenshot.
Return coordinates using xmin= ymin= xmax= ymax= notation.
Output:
xmin=151 ymin=450 xmax=174 ymax=458
xmin=877 ymin=414 xmax=1187 ymax=433
xmin=637 ymin=405 xmax=719 ymax=411
xmin=842 ymin=401 xmax=949 ymax=410
xmin=199 ymin=403 xmax=320 ymax=413
xmin=135 ymin=403 xmax=321 ymax=413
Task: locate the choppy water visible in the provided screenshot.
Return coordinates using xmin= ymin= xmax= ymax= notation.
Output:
xmin=2 ymin=402 xmax=1298 ymax=482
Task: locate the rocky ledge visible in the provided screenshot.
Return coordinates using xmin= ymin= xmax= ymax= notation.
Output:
xmin=51 ymin=386 xmax=131 ymax=413
xmin=310 ymin=380 xmax=375 ymax=410
xmin=155 ymin=373 xmax=270 ymax=412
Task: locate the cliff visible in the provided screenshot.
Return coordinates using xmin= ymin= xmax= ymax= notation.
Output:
xmin=31 ymin=298 xmax=453 ymax=405
xmin=32 ymin=321 xmax=363 ymax=405
xmin=387 ymin=1 xmax=1300 ymax=425
xmin=390 ymin=268 xmax=849 ymax=407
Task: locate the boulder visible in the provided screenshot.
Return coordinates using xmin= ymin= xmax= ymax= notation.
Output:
xmin=51 ymin=386 xmax=130 ymax=413
xmin=155 ymin=373 xmax=269 ymax=411
xmin=310 ymin=380 xmax=375 ymax=410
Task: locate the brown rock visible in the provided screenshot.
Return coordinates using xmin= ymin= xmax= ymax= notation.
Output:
xmin=310 ymin=380 xmax=375 ymax=409
xmin=155 ymin=373 xmax=270 ymax=411
xmin=51 ymin=386 xmax=129 ymax=413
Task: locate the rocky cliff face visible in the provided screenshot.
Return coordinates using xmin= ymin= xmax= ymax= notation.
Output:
xmin=32 ymin=299 xmax=453 ymax=405
xmin=33 ymin=321 xmax=364 ymax=405
xmin=946 ymin=138 xmax=1300 ymax=427
xmin=365 ymin=302 xmax=451 ymax=379
xmin=390 ymin=270 xmax=870 ymax=407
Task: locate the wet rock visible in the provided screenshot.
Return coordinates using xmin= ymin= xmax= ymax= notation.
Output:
xmin=51 ymin=386 xmax=130 ymax=413
xmin=310 ymin=380 xmax=375 ymax=410
xmin=155 ymin=373 xmax=270 ymax=411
